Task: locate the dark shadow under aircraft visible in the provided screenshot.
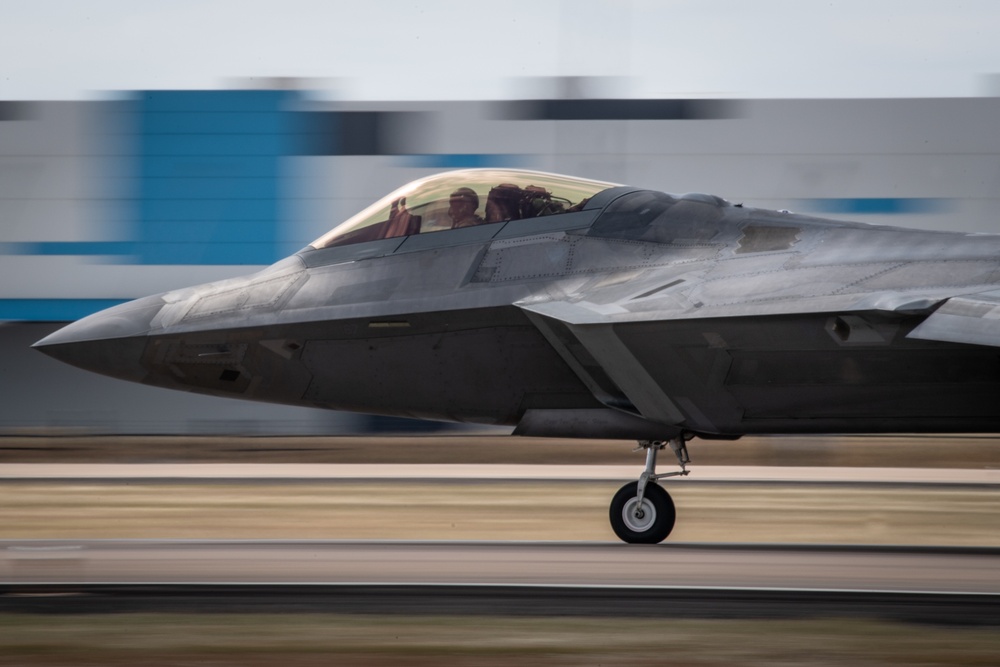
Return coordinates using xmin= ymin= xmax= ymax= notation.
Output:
xmin=35 ymin=169 xmax=1000 ymax=543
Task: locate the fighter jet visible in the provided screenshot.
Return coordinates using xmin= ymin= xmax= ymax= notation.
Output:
xmin=34 ymin=168 xmax=1000 ymax=543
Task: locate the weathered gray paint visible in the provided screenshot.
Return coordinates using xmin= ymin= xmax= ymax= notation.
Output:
xmin=35 ymin=170 xmax=1000 ymax=439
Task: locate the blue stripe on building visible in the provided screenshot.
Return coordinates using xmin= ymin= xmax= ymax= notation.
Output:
xmin=401 ymin=154 xmax=525 ymax=169
xmin=4 ymin=242 xmax=137 ymax=256
xmin=139 ymin=90 xmax=292 ymax=112
xmin=804 ymin=198 xmax=950 ymax=215
xmin=0 ymin=299 xmax=130 ymax=322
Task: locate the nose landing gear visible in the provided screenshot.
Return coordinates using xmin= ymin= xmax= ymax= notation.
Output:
xmin=609 ymin=437 xmax=690 ymax=544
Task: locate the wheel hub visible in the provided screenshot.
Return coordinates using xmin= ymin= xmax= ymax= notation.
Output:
xmin=622 ymin=497 xmax=656 ymax=532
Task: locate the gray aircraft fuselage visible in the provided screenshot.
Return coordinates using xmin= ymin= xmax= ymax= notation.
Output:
xmin=34 ymin=169 xmax=1000 ymax=441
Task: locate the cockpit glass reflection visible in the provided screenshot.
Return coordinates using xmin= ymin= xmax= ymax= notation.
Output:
xmin=310 ymin=169 xmax=617 ymax=249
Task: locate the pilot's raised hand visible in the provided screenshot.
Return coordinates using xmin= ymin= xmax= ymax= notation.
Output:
xmin=391 ymin=197 xmax=403 ymax=215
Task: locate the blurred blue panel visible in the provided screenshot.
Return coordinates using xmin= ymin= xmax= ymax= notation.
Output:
xmin=140 ymin=156 xmax=279 ymax=179
xmin=6 ymin=242 xmax=137 ymax=256
xmin=0 ymin=299 xmax=129 ymax=321
xmin=804 ymin=198 xmax=950 ymax=215
xmin=141 ymin=199 xmax=276 ymax=221
xmin=136 ymin=90 xmax=298 ymax=265
xmin=140 ymin=90 xmax=292 ymax=112
xmin=402 ymin=154 xmax=525 ymax=168
xmin=140 ymin=178 xmax=278 ymax=200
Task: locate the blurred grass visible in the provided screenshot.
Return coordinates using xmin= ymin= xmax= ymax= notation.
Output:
xmin=2 ymin=433 xmax=999 ymax=467
xmin=1 ymin=481 xmax=997 ymax=545
xmin=0 ymin=613 xmax=998 ymax=666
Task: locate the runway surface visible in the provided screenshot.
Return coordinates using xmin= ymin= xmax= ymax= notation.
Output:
xmin=4 ymin=541 xmax=998 ymax=624
xmin=4 ymin=437 xmax=997 ymax=626
xmin=4 ymin=540 xmax=999 ymax=593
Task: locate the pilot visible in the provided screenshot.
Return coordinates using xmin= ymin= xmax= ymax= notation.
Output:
xmin=448 ymin=187 xmax=484 ymax=228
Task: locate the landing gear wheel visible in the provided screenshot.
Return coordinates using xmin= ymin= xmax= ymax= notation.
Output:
xmin=609 ymin=481 xmax=676 ymax=544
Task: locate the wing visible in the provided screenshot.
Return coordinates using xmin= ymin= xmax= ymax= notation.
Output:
xmin=514 ymin=244 xmax=1000 ymax=433
xmin=907 ymin=289 xmax=1000 ymax=348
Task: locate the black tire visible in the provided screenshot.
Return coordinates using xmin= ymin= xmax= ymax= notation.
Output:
xmin=609 ymin=481 xmax=676 ymax=544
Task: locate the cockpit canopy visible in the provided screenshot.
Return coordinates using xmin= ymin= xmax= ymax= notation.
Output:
xmin=310 ymin=169 xmax=618 ymax=250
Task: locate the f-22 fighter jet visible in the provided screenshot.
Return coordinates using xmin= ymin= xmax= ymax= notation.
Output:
xmin=35 ymin=168 xmax=1000 ymax=543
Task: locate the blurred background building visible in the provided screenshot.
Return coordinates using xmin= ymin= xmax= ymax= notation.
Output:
xmin=3 ymin=87 xmax=1000 ymax=433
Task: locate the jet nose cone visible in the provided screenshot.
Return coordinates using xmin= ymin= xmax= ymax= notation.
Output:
xmin=33 ymin=295 xmax=165 ymax=381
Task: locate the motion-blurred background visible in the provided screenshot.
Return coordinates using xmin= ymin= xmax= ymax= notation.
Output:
xmin=3 ymin=1 xmax=1000 ymax=434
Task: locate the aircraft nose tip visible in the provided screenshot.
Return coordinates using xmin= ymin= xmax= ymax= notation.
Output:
xmin=32 ymin=295 xmax=165 ymax=381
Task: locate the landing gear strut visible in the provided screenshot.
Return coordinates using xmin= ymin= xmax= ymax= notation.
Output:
xmin=609 ymin=437 xmax=690 ymax=544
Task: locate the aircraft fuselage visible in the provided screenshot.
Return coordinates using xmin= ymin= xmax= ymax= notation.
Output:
xmin=35 ymin=169 xmax=1000 ymax=440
